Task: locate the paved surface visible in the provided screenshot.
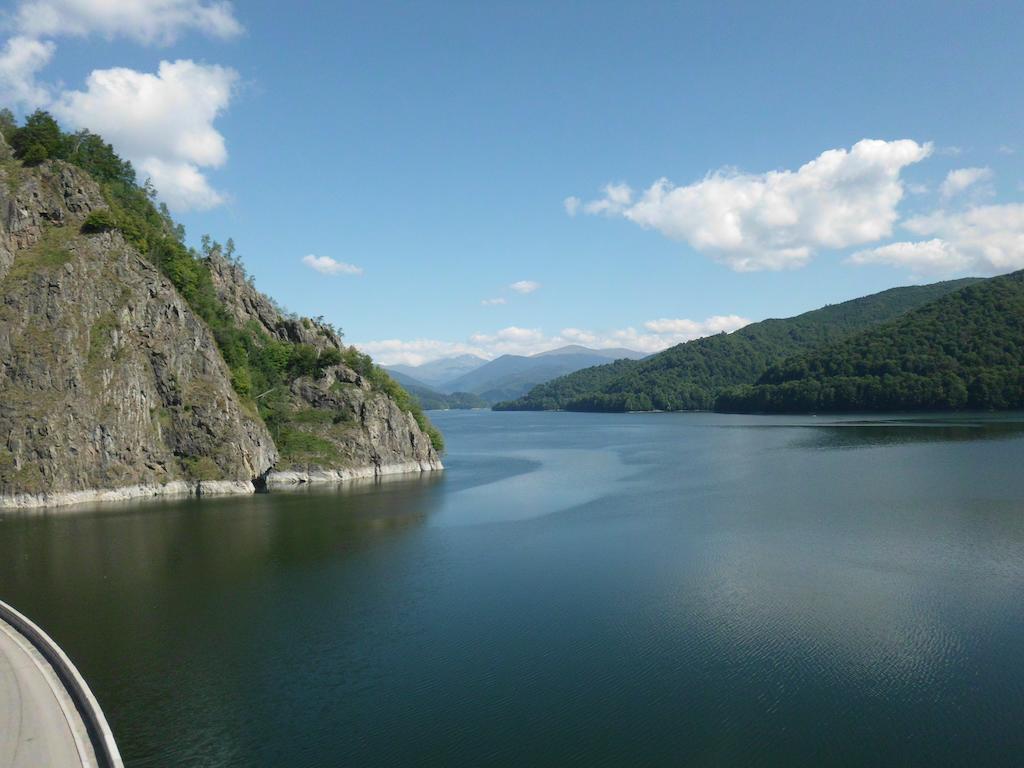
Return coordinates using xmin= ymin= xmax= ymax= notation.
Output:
xmin=0 ymin=616 xmax=98 ymax=768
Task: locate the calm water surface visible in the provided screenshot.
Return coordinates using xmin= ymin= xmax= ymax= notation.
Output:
xmin=2 ymin=411 xmax=1024 ymax=767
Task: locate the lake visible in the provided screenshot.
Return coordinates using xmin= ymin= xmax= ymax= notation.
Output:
xmin=2 ymin=411 xmax=1024 ymax=767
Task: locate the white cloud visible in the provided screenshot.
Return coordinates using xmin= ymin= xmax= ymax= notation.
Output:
xmin=354 ymin=338 xmax=482 ymax=368
xmin=481 ymin=297 xmax=507 ymax=306
xmin=573 ymin=139 xmax=932 ymax=271
xmin=137 ymin=156 xmax=225 ymax=209
xmin=848 ymin=203 xmax=1024 ymax=276
xmin=605 ymin=315 xmax=751 ymax=354
xmin=356 ymin=315 xmax=750 ymax=365
xmin=582 ymin=182 xmax=633 ymax=215
xmin=0 ymin=0 xmax=243 ymax=207
xmin=848 ymin=239 xmax=970 ymax=275
xmin=643 ymin=315 xmax=750 ymax=335
xmin=998 ymin=145 xmax=1016 ymax=156
xmin=469 ymin=326 xmax=546 ymax=346
xmin=940 ymin=167 xmax=992 ymax=199
xmin=0 ymin=35 xmax=55 ymax=107
xmin=301 ymin=254 xmax=363 ymax=276
xmin=510 ymin=280 xmax=540 ymax=294
xmin=563 ymin=196 xmax=581 ymax=216
xmin=52 ymin=59 xmax=237 ymax=211
xmin=14 ymin=0 xmax=243 ymax=45
xmin=559 ymin=327 xmax=598 ymax=345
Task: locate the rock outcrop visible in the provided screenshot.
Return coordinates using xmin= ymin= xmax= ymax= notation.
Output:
xmin=206 ymin=252 xmax=442 ymax=488
xmin=0 ymin=153 xmax=440 ymax=508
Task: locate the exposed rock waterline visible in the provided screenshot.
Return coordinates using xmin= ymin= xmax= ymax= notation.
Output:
xmin=263 ymin=458 xmax=443 ymax=490
xmin=0 ymin=460 xmax=443 ymax=509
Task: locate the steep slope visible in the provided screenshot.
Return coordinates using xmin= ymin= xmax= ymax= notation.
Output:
xmin=446 ymin=347 xmax=645 ymax=403
xmin=495 ymin=279 xmax=982 ymax=412
xmin=0 ymin=152 xmax=276 ymax=505
xmin=716 ymin=271 xmax=1024 ymax=413
xmin=0 ymin=122 xmax=441 ymax=507
xmin=206 ymin=255 xmax=443 ymax=486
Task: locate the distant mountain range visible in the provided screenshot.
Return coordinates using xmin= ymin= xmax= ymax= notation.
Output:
xmin=385 ymin=345 xmax=645 ymax=406
xmin=387 ymin=354 xmax=488 ymax=388
xmin=384 ymin=370 xmax=488 ymax=411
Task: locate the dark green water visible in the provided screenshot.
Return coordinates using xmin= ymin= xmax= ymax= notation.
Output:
xmin=2 ymin=411 xmax=1024 ymax=767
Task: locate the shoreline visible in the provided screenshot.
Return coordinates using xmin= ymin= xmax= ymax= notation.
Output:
xmin=0 ymin=461 xmax=444 ymax=511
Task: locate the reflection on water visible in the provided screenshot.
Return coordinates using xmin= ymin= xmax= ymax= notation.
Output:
xmin=1 ymin=411 xmax=1023 ymax=767
xmin=793 ymin=413 xmax=1024 ymax=449
xmin=431 ymin=448 xmax=634 ymax=526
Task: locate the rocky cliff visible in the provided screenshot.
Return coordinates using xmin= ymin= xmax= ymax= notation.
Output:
xmin=0 ymin=138 xmax=441 ymax=508
xmin=205 ymin=253 xmax=443 ymax=488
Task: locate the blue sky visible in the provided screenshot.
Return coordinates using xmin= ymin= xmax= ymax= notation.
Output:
xmin=3 ymin=1 xmax=1023 ymax=364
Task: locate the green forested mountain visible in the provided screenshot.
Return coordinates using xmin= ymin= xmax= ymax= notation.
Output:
xmin=716 ymin=270 xmax=1024 ymax=413
xmin=494 ymin=278 xmax=981 ymax=412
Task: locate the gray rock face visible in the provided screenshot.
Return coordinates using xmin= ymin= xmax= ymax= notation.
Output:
xmin=0 ymin=161 xmax=276 ymax=503
xmin=0 ymin=159 xmax=440 ymax=507
xmin=206 ymin=253 xmax=442 ymax=480
xmin=207 ymin=253 xmax=344 ymax=349
xmin=0 ymin=232 xmax=278 ymax=503
xmin=280 ymin=366 xmax=442 ymax=473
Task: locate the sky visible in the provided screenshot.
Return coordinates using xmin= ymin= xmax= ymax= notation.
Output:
xmin=2 ymin=1 xmax=1023 ymax=365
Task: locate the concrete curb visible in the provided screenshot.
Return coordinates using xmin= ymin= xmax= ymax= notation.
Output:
xmin=0 ymin=600 xmax=123 ymax=768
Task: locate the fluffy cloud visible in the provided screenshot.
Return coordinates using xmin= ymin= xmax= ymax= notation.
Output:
xmin=301 ymin=255 xmax=363 ymax=276
xmin=510 ymin=280 xmax=540 ymax=294
xmin=356 ymin=315 xmax=750 ymax=365
xmin=355 ymin=338 xmax=489 ymax=367
xmin=481 ymin=297 xmax=507 ymax=306
xmin=602 ymin=315 xmax=751 ymax=354
xmin=52 ymin=59 xmax=237 ymax=210
xmin=582 ymin=182 xmax=632 ymax=216
xmin=0 ymin=1 xmax=243 ymax=208
xmin=14 ymin=0 xmax=242 ymax=44
xmin=848 ymin=239 xmax=970 ymax=274
xmin=0 ymin=35 xmax=55 ymax=107
xmin=848 ymin=203 xmax=1024 ymax=276
xmin=469 ymin=326 xmax=546 ymax=347
xmin=643 ymin=315 xmax=750 ymax=335
xmin=939 ymin=167 xmax=992 ymax=199
xmin=573 ymin=139 xmax=932 ymax=271
xmin=563 ymin=196 xmax=581 ymax=216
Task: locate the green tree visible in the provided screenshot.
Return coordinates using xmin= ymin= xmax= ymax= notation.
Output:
xmin=10 ymin=110 xmax=63 ymax=161
xmin=0 ymin=108 xmax=16 ymax=142
xmin=20 ymin=142 xmax=49 ymax=166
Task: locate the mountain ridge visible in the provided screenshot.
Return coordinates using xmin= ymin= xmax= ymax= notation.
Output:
xmin=494 ymin=278 xmax=984 ymax=412
xmin=716 ymin=270 xmax=1024 ymax=413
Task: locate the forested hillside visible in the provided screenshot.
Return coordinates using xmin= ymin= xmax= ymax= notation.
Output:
xmin=495 ymin=279 xmax=980 ymax=412
xmin=716 ymin=271 xmax=1024 ymax=413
